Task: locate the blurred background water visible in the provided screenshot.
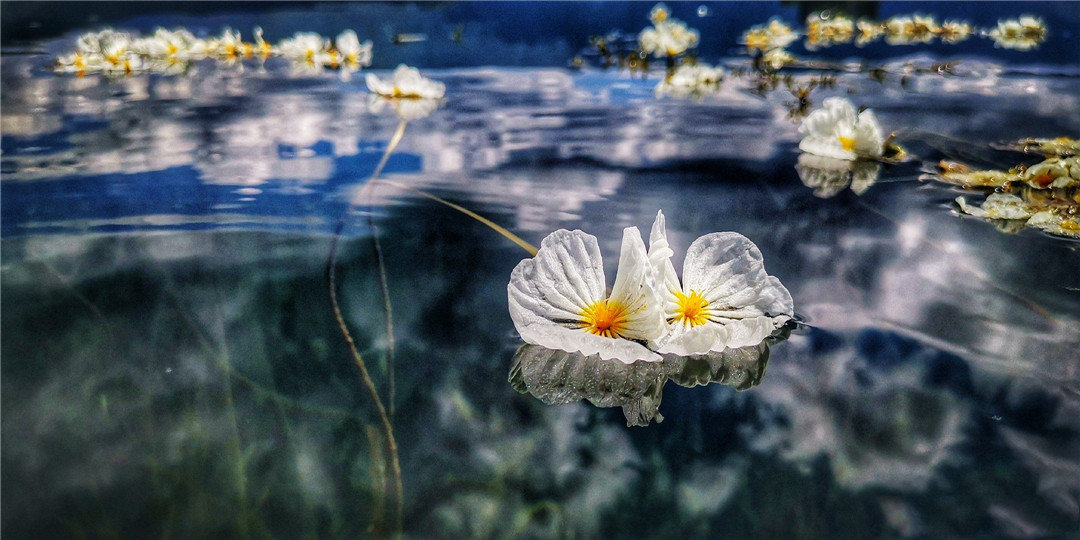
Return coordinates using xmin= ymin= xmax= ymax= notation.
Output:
xmin=3 ymin=2 xmax=1080 ymax=538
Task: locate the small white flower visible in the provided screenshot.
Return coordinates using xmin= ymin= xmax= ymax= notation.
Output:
xmin=989 ymin=16 xmax=1046 ymax=51
xmin=638 ymin=19 xmax=699 ymax=57
xmin=937 ymin=20 xmax=973 ymax=44
xmin=278 ymin=32 xmax=329 ymax=64
xmin=646 ymin=211 xmax=793 ymax=356
xmin=654 ymin=63 xmax=724 ymax=98
xmin=761 ymin=48 xmax=794 ymax=70
xmin=649 ymin=3 xmax=670 ymax=24
xmin=856 ymin=19 xmax=884 ymax=46
xmin=336 ymin=30 xmax=373 ymax=70
xmin=798 ymin=97 xmax=884 ymax=161
xmin=208 ymin=28 xmax=244 ymax=58
xmin=365 ymin=64 xmax=445 ymax=99
xmin=1023 ymin=156 xmax=1080 ymax=189
xmin=805 ymin=13 xmax=854 ymax=50
xmin=741 ymin=18 xmax=798 ymax=53
xmin=508 ymin=228 xmax=668 ymax=363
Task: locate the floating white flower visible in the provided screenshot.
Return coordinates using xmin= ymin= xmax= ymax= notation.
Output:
xmin=741 ymin=19 xmax=798 ymax=53
xmin=798 ymin=97 xmax=884 ymax=161
xmin=649 ymin=3 xmax=670 ymax=24
xmin=956 ymin=192 xmax=1080 ymax=238
xmin=131 ymin=28 xmax=206 ymax=60
xmin=278 ymin=32 xmax=330 ymax=65
xmin=1024 ymin=156 xmax=1080 ymax=189
xmin=884 ymin=15 xmax=939 ymax=45
xmin=654 ymin=63 xmax=724 ymax=99
xmin=855 ymin=19 xmax=884 ymax=46
xmin=366 ymin=64 xmax=445 ymax=99
xmin=937 ymin=20 xmax=973 ymax=44
xmin=207 ymin=28 xmax=245 ymax=59
xmin=761 ymin=48 xmax=795 ymax=70
xmin=336 ymin=30 xmax=373 ymax=71
xmin=508 ymin=228 xmax=667 ymax=363
xmin=253 ymin=27 xmax=275 ymax=58
xmin=646 ymin=211 xmax=793 ymax=356
xmin=989 ymin=16 xmax=1046 ymax=51
xmin=805 ymin=13 xmax=854 ymax=50
xmin=639 ymin=19 xmax=699 ymax=57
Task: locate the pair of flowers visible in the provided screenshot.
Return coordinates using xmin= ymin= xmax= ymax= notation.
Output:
xmin=508 ymin=211 xmax=793 ymax=363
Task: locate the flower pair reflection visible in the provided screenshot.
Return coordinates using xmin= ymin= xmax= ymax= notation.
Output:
xmin=509 ymin=337 xmax=776 ymax=427
xmin=796 ymin=153 xmax=881 ymax=198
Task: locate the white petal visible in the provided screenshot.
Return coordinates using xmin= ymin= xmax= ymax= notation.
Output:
xmin=655 ymin=322 xmax=727 ymax=356
xmin=647 ymin=210 xmax=680 ymax=294
xmin=608 ymin=227 xmax=667 ymax=342
xmin=509 ymin=230 xmax=663 ymax=362
xmin=365 ymin=73 xmax=394 ymax=96
xmin=853 ymin=109 xmax=884 ymax=158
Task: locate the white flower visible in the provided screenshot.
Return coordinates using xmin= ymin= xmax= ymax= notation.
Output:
xmin=646 ymin=211 xmax=793 ymax=356
xmin=649 ymin=3 xmax=670 ymax=24
xmin=253 ymin=27 xmax=275 ymax=57
xmin=1023 ymin=156 xmax=1080 ymax=189
xmin=365 ymin=64 xmax=445 ymax=99
xmin=131 ymin=28 xmax=206 ymax=60
xmin=956 ymin=193 xmax=1030 ymax=220
xmin=508 ymin=228 xmax=667 ymax=363
xmin=761 ymin=48 xmax=794 ymax=70
xmin=638 ymin=19 xmax=699 ymax=57
xmin=798 ymin=97 xmax=884 ymax=161
xmin=336 ymin=30 xmax=373 ymax=70
xmin=208 ymin=28 xmax=244 ymax=58
xmin=741 ymin=19 xmax=798 ymax=52
xmin=367 ymin=93 xmax=441 ymax=121
xmin=805 ymin=14 xmax=854 ymax=50
xmin=278 ymin=32 xmax=329 ymax=64
xmin=989 ymin=16 xmax=1046 ymax=51
xmin=856 ymin=19 xmax=884 ymax=46
xmin=654 ymin=63 xmax=724 ymax=99
xmin=796 ymin=153 xmax=881 ymax=198
xmin=937 ymin=20 xmax=973 ymax=44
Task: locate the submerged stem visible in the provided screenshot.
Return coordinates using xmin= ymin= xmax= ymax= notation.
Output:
xmin=326 ymin=119 xmax=408 ymax=539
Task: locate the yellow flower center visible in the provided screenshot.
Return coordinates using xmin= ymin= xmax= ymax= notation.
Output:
xmin=167 ymin=44 xmax=178 ymax=55
xmin=838 ymin=136 xmax=856 ymax=151
xmin=580 ymin=299 xmax=631 ymax=338
xmin=671 ymin=290 xmax=711 ymax=328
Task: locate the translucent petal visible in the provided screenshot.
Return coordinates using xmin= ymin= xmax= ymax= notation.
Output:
xmin=647 ymin=210 xmax=680 ymax=294
xmin=609 ymin=227 xmax=668 ymax=342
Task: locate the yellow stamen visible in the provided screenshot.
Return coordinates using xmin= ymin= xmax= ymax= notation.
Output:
xmin=167 ymin=44 xmax=178 ymax=55
xmin=670 ymin=290 xmax=711 ymax=328
xmin=838 ymin=136 xmax=856 ymax=151
xmin=580 ymin=299 xmax=631 ymax=338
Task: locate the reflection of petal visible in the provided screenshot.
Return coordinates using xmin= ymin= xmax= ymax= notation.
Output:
xmin=795 ymin=153 xmax=880 ymax=198
xmin=509 ymin=344 xmax=668 ymax=426
xmin=664 ymin=341 xmax=770 ymax=390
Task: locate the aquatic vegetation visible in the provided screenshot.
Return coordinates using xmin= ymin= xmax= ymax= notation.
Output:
xmin=988 ymin=16 xmax=1047 ymax=50
xmin=647 ymin=211 xmax=793 ymax=355
xmin=507 ymin=228 xmax=667 ymax=363
xmin=654 ymin=63 xmax=724 ymax=99
xmin=957 ymin=190 xmax=1080 ymax=238
xmin=56 ymin=26 xmax=373 ymax=77
xmin=638 ymin=3 xmax=700 ymax=58
xmin=1003 ymin=137 xmax=1080 ymax=157
xmin=798 ymin=97 xmax=884 ymax=161
xmin=932 ymin=157 xmax=1080 ymax=190
xmin=796 ymin=153 xmax=881 ymax=198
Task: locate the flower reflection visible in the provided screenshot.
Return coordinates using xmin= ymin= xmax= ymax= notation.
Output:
xmin=796 ymin=153 xmax=881 ymax=198
xmin=654 ymin=63 xmax=724 ymax=99
xmin=509 ymin=339 xmax=773 ymax=427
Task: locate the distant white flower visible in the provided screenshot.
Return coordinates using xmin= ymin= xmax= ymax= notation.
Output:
xmin=336 ymin=30 xmax=373 ymax=70
xmin=958 ymin=189 xmax=1080 ymax=238
xmin=654 ymin=63 xmax=724 ymax=98
xmin=989 ymin=16 xmax=1046 ymax=51
xmin=937 ymin=20 xmax=973 ymax=44
xmin=508 ymin=228 xmax=668 ymax=363
xmin=798 ymin=97 xmax=884 ymax=161
xmin=805 ymin=13 xmax=854 ymax=50
xmin=639 ymin=19 xmax=699 ymax=57
xmin=253 ymin=27 xmax=275 ymax=57
xmin=741 ymin=19 xmax=798 ymax=53
xmin=761 ymin=48 xmax=795 ymax=70
xmin=855 ymin=19 xmax=884 ymax=46
xmin=131 ymin=28 xmax=204 ymax=59
xmin=366 ymin=64 xmax=445 ymax=99
xmin=647 ymin=211 xmax=793 ymax=356
xmin=884 ymin=15 xmax=939 ymax=45
xmin=208 ymin=28 xmax=244 ymax=58
xmin=278 ymin=32 xmax=329 ymax=65
xmin=649 ymin=3 xmax=670 ymax=24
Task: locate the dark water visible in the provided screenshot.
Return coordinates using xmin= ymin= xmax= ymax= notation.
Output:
xmin=3 ymin=2 xmax=1080 ymax=539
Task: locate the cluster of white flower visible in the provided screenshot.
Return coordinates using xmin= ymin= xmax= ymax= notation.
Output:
xmin=508 ymin=211 xmax=793 ymax=363
xmin=56 ymin=27 xmax=372 ymax=77
xmin=736 ymin=12 xmax=1047 ymax=59
xmin=637 ymin=3 xmax=700 ymax=58
xmin=654 ymin=63 xmax=724 ymax=99
xmin=797 ymin=97 xmax=885 ymax=162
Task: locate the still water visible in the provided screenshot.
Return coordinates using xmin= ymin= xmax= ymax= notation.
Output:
xmin=3 ymin=2 xmax=1080 ymax=538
